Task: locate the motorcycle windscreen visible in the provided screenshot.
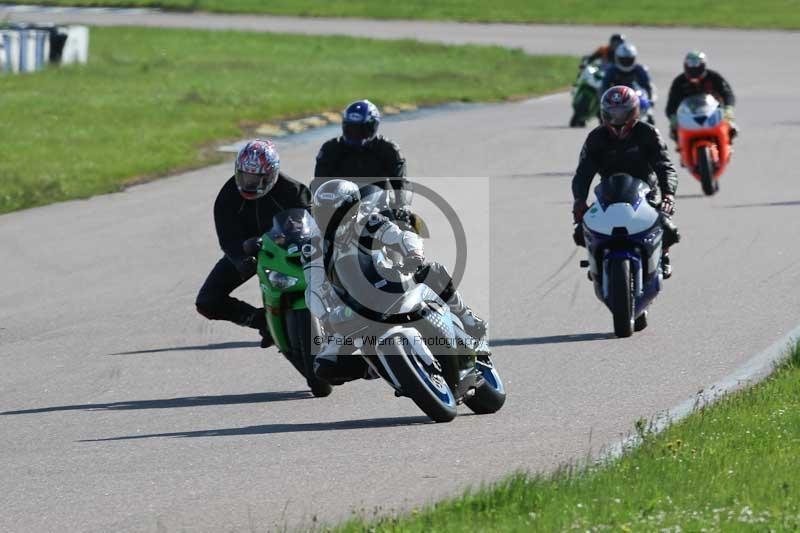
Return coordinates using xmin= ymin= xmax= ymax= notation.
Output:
xmin=595 ymin=173 xmax=651 ymax=210
xmin=267 ymin=208 xmax=317 ymax=248
xmin=677 ymin=94 xmax=722 ymax=130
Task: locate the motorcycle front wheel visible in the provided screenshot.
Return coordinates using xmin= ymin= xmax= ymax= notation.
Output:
xmin=608 ymin=258 xmax=635 ymax=338
xmin=697 ymin=146 xmax=716 ymax=196
xmin=379 ymin=335 xmax=457 ymax=423
xmin=286 ymin=309 xmax=333 ymax=398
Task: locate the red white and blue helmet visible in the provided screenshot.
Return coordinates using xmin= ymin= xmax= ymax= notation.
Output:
xmin=234 ymin=139 xmax=280 ymax=200
xmin=342 ymin=99 xmax=381 ymax=146
xmin=601 ymin=86 xmax=640 ymax=139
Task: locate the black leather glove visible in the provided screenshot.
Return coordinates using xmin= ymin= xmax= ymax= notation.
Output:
xmin=661 ymin=194 xmax=676 ymax=216
xmin=572 ymin=199 xmax=588 ymax=224
xmin=242 ymin=237 xmax=262 ymax=257
xmin=572 ymin=225 xmax=586 ymax=247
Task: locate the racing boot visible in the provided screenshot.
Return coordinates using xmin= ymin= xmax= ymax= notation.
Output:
xmin=244 ymin=307 xmax=274 ymax=348
xmin=661 ymin=251 xmax=673 ymax=279
xmin=448 ymin=291 xmax=487 ymax=339
xmin=313 ymin=336 xmax=368 ymax=385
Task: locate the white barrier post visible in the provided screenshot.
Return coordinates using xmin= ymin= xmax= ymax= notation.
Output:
xmin=0 ymin=24 xmax=88 ymax=74
xmin=1 ymin=31 xmax=21 ymax=73
xmin=61 ymin=25 xmax=89 ymax=65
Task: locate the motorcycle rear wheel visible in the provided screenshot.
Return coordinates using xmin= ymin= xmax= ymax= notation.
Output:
xmin=698 ymin=146 xmax=716 ymax=196
xmin=464 ymin=359 xmax=506 ymax=414
xmin=608 ymin=258 xmax=635 ymax=338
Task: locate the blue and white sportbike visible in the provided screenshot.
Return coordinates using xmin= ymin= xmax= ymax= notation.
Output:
xmin=580 ymin=173 xmax=663 ymax=337
xmin=350 ymin=282 xmax=505 ymax=423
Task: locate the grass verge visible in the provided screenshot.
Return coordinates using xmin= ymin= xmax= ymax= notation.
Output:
xmin=0 ymin=27 xmax=574 ymax=214
xmin=340 ymin=341 xmax=800 ymax=531
xmin=6 ymin=1 xmax=800 ymax=29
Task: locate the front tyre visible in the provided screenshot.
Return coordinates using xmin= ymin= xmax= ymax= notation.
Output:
xmin=608 ymin=258 xmax=634 ymax=338
xmin=697 ymin=146 xmax=716 ymax=196
xmin=286 ymin=309 xmax=333 ymax=398
xmin=464 ymin=358 xmax=506 ymax=414
xmin=571 ymin=90 xmax=591 ymax=127
xmin=379 ymin=335 xmax=457 ymax=423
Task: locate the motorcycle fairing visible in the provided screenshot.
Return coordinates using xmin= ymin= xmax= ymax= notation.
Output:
xmin=677 ymin=94 xmax=723 ymax=131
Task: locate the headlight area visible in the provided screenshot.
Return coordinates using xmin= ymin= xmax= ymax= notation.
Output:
xmin=266 ymin=270 xmax=299 ymax=289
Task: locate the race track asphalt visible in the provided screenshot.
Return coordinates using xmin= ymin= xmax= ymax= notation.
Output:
xmin=1 ymin=8 xmax=799 ymax=532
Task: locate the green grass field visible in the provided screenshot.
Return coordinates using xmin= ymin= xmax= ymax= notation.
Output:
xmin=0 ymin=28 xmax=574 ymax=214
xmin=8 ymin=0 xmax=800 ymax=29
xmin=341 ymin=342 xmax=800 ymax=531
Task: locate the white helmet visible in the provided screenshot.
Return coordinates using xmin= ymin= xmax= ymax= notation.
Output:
xmin=615 ymin=43 xmax=638 ymax=73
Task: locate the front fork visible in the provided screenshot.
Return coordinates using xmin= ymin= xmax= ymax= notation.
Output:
xmin=602 ymin=253 xmax=643 ymax=301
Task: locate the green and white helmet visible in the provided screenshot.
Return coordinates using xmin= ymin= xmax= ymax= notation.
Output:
xmin=684 ymin=51 xmax=707 ymax=82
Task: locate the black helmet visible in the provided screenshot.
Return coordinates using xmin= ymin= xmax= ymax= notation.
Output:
xmin=342 ymin=99 xmax=381 ymax=146
xmin=312 ymin=179 xmax=361 ymax=238
xmin=609 ymin=33 xmax=626 ymax=54
xmin=684 ymin=51 xmax=707 ymax=82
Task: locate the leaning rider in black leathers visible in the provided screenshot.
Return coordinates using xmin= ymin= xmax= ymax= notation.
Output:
xmin=572 ymin=86 xmax=681 ymax=278
xmin=311 ymin=99 xmax=412 ymax=223
xmin=665 ymin=50 xmax=738 ymax=141
xmin=302 ymin=179 xmax=487 ymax=385
xmin=195 ymin=139 xmax=311 ymax=347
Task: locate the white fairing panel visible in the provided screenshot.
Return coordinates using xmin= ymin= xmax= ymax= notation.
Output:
xmin=582 ymin=64 xmax=603 ymax=89
xmin=677 ymin=94 xmax=723 ymax=130
xmin=584 ymin=199 xmax=659 ymax=236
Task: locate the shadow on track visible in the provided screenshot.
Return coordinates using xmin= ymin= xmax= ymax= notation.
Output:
xmin=1 ymin=391 xmax=310 ymax=416
xmin=110 ymin=341 xmax=260 ymax=356
xmin=493 ymin=332 xmax=614 ymax=346
xmin=81 ymin=416 xmax=432 ymax=441
xmin=720 ymin=200 xmax=800 ymax=209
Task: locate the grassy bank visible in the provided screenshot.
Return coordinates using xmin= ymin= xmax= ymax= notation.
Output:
xmin=0 ymin=28 xmax=574 ymax=214
xmin=8 ymin=0 xmax=800 ymax=29
xmin=341 ymin=341 xmax=800 ymax=531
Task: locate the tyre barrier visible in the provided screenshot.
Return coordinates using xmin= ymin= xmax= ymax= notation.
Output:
xmin=1 ymin=23 xmax=88 ymax=74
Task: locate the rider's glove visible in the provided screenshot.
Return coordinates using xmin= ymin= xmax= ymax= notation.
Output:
xmin=398 ymin=252 xmax=425 ymax=275
xmin=668 ymin=114 xmax=678 ymax=140
xmin=661 ymin=194 xmax=676 ymax=216
xmin=242 ymin=237 xmax=262 ymax=257
xmin=723 ymin=106 xmax=738 ymax=140
xmin=392 ymin=206 xmax=413 ymax=225
xmin=723 ymin=106 xmax=736 ymax=122
xmin=328 ymin=305 xmax=354 ymax=325
xmin=572 ymin=199 xmax=588 ymax=224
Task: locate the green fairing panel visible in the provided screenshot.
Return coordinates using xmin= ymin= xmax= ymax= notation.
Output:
xmin=257 ymin=235 xmax=308 ymax=352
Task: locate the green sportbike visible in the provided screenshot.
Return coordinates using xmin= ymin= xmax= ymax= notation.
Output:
xmin=244 ymin=208 xmax=332 ymax=397
xmin=570 ymin=61 xmax=604 ymax=127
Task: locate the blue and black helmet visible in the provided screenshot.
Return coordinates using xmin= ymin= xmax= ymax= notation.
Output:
xmin=341 ymin=99 xmax=381 ymax=146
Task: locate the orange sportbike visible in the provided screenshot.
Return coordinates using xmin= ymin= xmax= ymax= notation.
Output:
xmin=676 ymin=94 xmax=732 ymax=196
